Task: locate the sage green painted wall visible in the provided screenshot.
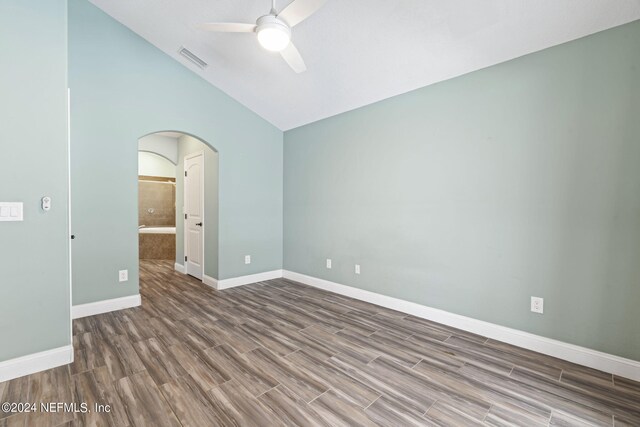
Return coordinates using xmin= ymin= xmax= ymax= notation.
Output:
xmin=284 ymin=21 xmax=640 ymax=361
xmin=0 ymin=1 xmax=70 ymax=361
xmin=175 ymin=135 xmax=219 ymax=279
xmin=69 ymin=0 xmax=282 ymax=305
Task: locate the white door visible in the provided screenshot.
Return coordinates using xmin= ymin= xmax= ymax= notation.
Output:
xmin=184 ymin=152 xmax=204 ymax=279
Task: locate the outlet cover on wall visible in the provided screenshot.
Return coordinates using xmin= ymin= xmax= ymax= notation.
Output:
xmin=245 ymin=255 xmax=251 ymax=265
xmin=119 ymin=270 xmax=128 ymax=282
xmin=355 ymin=264 xmax=361 ymax=274
xmin=531 ymin=296 xmax=544 ymax=314
xmin=326 ymin=259 xmax=332 ymax=269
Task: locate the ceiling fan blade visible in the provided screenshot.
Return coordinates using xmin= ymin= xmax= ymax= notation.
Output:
xmin=277 ymin=0 xmax=327 ymax=27
xmin=198 ymin=23 xmax=257 ymax=33
xmin=280 ymin=42 xmax=307 ymax=73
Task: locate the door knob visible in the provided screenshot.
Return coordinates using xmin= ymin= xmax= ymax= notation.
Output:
xmin=195 ymin=222 xmax=203 ymax=226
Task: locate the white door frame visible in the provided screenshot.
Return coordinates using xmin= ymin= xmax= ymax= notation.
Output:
xmin=67 ymin=88 xmax=73 ymax=344
xmin=183 ymin=150 xmax=205 ymax=280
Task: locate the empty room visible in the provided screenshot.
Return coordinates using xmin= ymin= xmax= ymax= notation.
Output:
xmin=1 ymin=0 xmax=639 ymax=426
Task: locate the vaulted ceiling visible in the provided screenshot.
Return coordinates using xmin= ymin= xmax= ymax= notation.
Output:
xmin=90 ymin=0 xmax=640 ymax=130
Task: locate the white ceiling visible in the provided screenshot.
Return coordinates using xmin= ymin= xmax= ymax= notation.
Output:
xmin=90 ymin=0 xmax=640 ymax=130
xmin=154 ymin=131 xmax=184 ymax=139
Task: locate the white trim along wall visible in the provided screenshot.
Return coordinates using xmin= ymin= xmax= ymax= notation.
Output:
xmin=0 ymin=346 xmax=73 ymax=383
xmin=12 ymin=267 xmax=635 ymax=385
xmin=282 ymin=270 xmax=640 ymax=382
xmin=72 ymin=294 xmax=141 ymax=319
xmin=214 ymin=270 xmax=283 ymax=290
xmin=171 ymin=265 xmax=640 ymax=381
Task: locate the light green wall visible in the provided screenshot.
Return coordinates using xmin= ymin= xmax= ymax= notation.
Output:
xmin=175 ymin=135 xmax=219 ymax=279
xmin=284 ymin=21 xmax=640 ymax=361
xmin=0 ymin=1 xmax=70 ymax=361
xmin=138 ymin=152 xmax=176 ymax=178
xmin=69 ymin=0 xmax=283 ymax=305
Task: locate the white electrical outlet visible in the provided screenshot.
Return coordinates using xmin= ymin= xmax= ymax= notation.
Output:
xmin=119 ymin=270 xmax=128 ymax=282
xmin=326 ymin=259 xmax=332 ymax=269
xmin=245 ymin=255 xmax=251 ymax=265
xmin=355 ymin=264 xmax=361 ymax=274
xmin=531 ymin=296 xmax=544 ymax=314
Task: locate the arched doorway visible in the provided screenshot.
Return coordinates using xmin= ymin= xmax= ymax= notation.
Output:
xmin=137 ymin=131 xmax=219 ymax=285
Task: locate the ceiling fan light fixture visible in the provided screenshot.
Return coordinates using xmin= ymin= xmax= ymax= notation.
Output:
xmin=256 ymin=15 xmax=291 ymax=52
xmin=199 ymin=0 xmax=328 ymax=72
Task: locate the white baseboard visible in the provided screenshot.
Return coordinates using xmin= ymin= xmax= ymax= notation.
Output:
xmin=72 ymin=294 xmax=141 ymax=319
xmin=283 ymin=270 xmax=640 ymax=382
xmin=217 ymin=269 xmax=284 ymax=290
xmin=176 ymin=264 xmax=273 ymax=292
xmin=0 ymin=345 xmax=73 ymax=383
xmin=203 ymin=274 xmax=218 ymax=288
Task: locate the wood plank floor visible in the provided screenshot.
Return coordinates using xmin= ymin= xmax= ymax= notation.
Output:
xmin=1 ymin=260 xmax=639 ymax=426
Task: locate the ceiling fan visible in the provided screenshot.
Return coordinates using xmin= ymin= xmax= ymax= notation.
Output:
xmin=199 ymin=0 xmax=327 ymax=73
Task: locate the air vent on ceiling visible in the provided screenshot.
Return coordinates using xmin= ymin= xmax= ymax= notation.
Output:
xmin=178 ymin=47 xmax=208 ymax=69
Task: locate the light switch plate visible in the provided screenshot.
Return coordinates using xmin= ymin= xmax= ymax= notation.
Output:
xmin=0 ymin=202 xmax=23 ymax=221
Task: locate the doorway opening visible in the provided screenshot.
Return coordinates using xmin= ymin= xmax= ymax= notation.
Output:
xmin=137 ymin=131 xmax=219 ymax=283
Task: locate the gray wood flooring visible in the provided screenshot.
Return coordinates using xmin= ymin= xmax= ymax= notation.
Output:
xmin=1 ymin=260 xmax=639 ymax=426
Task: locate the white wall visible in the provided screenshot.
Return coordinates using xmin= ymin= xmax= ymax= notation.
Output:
xmin=138 ymin=152 xmax=176 ymax=178
xmin=138 ymin=133 xmax=178 ymax=164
